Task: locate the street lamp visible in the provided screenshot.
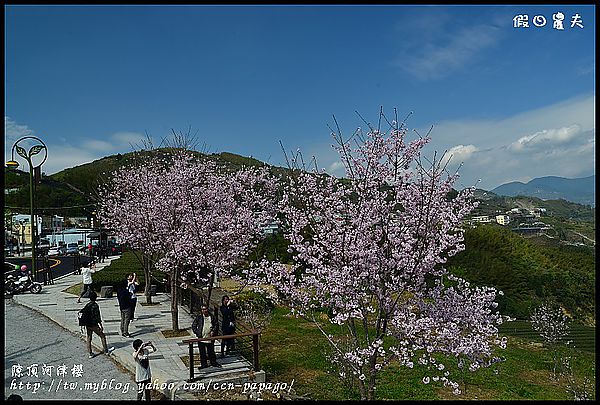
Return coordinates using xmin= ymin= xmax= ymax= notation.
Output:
xmin=6 ymin=136 xmax=48 ymax=282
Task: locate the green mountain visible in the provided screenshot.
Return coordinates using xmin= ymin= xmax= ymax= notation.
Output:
xmin=447 ymin=224 xmax=595 ymax=326
xmin=4 ymin=151 xmax=595 ymax=325
xmin=472 ymin=188 xmax=595 ymax=221
xmin=4 ymin=149 xmax=280 ymax=217
xmin=491 ymin=175 xmax=595 ymax=207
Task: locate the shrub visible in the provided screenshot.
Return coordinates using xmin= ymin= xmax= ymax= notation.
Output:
xmin=91 ymin=251 xmax=167 ymax=292
xmin=233 ymin=289 xmax=275 ymax=332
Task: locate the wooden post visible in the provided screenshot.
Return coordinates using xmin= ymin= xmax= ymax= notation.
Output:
xmin=188 ymin=343 xmax=194 ymax=381
xmin=190 ymin=289 xmax=196 ymax=314
xmin=213 ymin=305 xmax=219 ymax=329
xmin=45 ymin=257 xmax=54 ymax=285
xmin=252 ymin=333 xmax=259 ymax=371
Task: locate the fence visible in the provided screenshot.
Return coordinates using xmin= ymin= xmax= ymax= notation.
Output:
xmin=182 ymin=331 xmax=261 ymax=382
xmin=166 ymin=275 xmax=263 ymax=381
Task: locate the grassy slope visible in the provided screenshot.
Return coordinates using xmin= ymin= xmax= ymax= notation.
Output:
xmin=447 ymin=224 xmax=595 ymax=324
xmin=260 ymin=307 xmax=595 ymax=400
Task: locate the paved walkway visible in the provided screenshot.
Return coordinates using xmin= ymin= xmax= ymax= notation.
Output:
xmin=11 ymin=255 xmax=264 ymax=400
xmin=5 ymin=299 xmax=137 ymax=400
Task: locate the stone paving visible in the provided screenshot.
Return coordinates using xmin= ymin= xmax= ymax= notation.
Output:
xmin=5 ymin=299 xmax=137 ymax=400
xmin=11 ymin=255 xmax=264 ymax=400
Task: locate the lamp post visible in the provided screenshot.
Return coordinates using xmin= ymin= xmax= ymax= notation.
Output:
xmin=6 ymin=136 xmax=48 ymax=282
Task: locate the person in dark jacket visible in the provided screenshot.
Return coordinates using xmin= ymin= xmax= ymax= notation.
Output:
xmin=220 ymin=295 xmax=236 ymax=357
xmin=192 ymin=306 xmax=221 ymax=369
xmin=127 ymin=273 xmax=139 ymax=321
xmin=117 ymin=279 xmax=132 ymax=337
xmin=83 ymin=291 xmax=114 ymax=358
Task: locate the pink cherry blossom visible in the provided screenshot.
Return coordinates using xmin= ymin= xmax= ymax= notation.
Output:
xmin=245 ymin=110 xmax=507 ymax=400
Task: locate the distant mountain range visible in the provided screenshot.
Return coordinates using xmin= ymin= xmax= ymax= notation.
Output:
xmin=491 ymin=175 xmax=595 ymax=207
xmin=5 ymin=148 xmax=595 ymax=217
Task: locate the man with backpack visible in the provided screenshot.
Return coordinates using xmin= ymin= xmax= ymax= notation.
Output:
xmin=117 ymin=279 xmax=133 ymax=337
xmin=79 ymin=291 xmax=115 ymax=358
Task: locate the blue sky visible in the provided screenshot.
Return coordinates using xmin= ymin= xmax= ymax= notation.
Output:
xmin=4 ymin=5 xmax=595 ymax=190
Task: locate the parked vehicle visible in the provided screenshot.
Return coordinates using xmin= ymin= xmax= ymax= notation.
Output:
xmin=65 ymin=243 xmax=80 ymax=255
xmin=5 ymin=270 xmax=43 ymax=296
xmin=37 ymin=238 xmax=51 ymax=249
xmin=48 ymin=246 xmax=67 ymax=256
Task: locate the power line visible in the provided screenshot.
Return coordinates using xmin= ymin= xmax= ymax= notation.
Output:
xmin=5 ymin=204 xmax=96 ymax=210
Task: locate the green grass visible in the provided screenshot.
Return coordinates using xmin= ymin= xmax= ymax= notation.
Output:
xmin=92 ymin=250 xmax=166 ymax=292
xmin=63 ymin=282 xmax=86 ymax=296
xmin=259 ymin=307 xmax=596 ymax=400
xmin=499 ymin=320 xmax=595 ymax=353
xmin=63 ymin=251 xmax=167 ymax=296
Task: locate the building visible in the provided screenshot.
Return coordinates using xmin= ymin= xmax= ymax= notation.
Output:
xmin=65 ymin=217 xmax=91 ymax=228
xmin=48 ymin=228 xmax=96 ymax=247
xmin=471 ymin=215 xmax=491 ymax=223
xmin=11 ymin=214 xmax=42 ymax=245
xmin=496 ymin=215 xmax=511 ymax=225
xmin=530 ymin=208 xmax=547 ymax=218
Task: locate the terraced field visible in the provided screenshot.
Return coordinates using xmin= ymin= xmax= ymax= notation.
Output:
xmin=499 ymin=320 xmax=595 ymax=352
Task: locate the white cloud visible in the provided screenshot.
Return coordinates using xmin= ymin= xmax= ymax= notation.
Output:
xmin=4 ymin=116 xmax=150 ymax=175
xmin=5 ymin=116 xmax=34 ymax=144
xmin=306 ymin=95 xmax=595 ymax=191
xmin=509 ymin=125 xmax=582 ymax=153
xmin=419 ymin=95 xmax=595 ymax=189
xmin=327 ymin=160 xmax=346 ymax=177
xmin=83 ymin=139 xmax=114 ymax=152
xmin=576 ymin=64 xmax=595 ymax=76
xmin=42 ymin=146 xmax=105 ymax=174
xmin=392 ymin=11 xmax=505 ymax=81
xmin=111 ymin=131 xmax=147 ymax=146
xmin=441 ymin=144 xmax=478 ymax=166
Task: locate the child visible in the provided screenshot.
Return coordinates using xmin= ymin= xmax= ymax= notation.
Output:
xmin=133 ymin=339 xmax=156 ymax=401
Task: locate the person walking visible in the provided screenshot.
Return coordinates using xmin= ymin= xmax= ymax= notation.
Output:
xmin=133 ymin=339 xmax=156 ymax=401
xmin=117 ymin=279 xmax=133 ymax=337
xmin=87 ymin=242 xmax=93 ymax=257
xmin=220 ymin=295 xmax=236 ymax=357
xmin=77 ymin=261 xmax=96 ymax=304
xmin=192 ymin=305 xmax=221 ymax=369
xmin=98 ymin=244 xmax=105 ymax=263
xmin=127 ymin=273 xmax=139 ymax=321
xmin=81 ymin=291 xmax=114 ymax=358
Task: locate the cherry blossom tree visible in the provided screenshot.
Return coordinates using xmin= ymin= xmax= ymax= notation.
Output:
xmin=530 ymin=302 xmax=570 ymax=379
xmin=98 ymin=153 xmax=171 ymax=304
xmin=245 ymin=109 xmax=507 ymax=400
xmin=101 ymin=149 xmax=276 ymax=332
xmin=97 ymin=132 xmax=202 ymax=305
xmin=150 ymin=153 xmax=276 ymax=331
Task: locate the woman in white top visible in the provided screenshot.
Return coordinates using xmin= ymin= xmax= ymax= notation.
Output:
xmin=133 ymin=339 xmax=156 ymax=401
xmin=77 ymin=261 xmax=96 ymax=304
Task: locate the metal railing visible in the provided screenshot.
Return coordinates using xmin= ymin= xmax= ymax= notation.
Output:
xmin=167 ymin=276 xmax=262 ymax=381
xmin=182 ymin=331 xmax=261 ymax=382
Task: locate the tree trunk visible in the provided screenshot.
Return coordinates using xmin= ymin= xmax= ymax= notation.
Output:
xmin=143 ymin=255 xmax=153 ymax=304
xmin=206 ymin=269 xmax=214 ymax=305
xmin=171 ymin=267 xmax=179 ymax=332
xmin=367 ymin=355 xmax=377 ymax=400
xmin=358 ymin=376 xmax=367 ymax=400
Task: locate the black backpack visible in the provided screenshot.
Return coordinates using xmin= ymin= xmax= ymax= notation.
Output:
xmin=78 ymin=302 xmax=94 ymax=327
